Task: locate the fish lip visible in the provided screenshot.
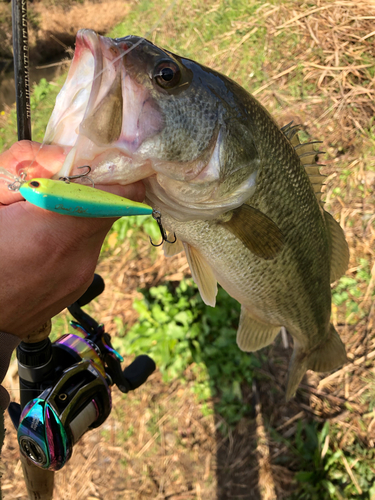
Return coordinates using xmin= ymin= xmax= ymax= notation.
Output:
xmin=77 ymin=29 xmax=101 ymax=52
xmin=77 ymin=31 xmax=163 ymax=153
xmin=43 ymin=30 xmax=101 ymax=148
xmin=52 ymin=30 xmax=163 ymax=180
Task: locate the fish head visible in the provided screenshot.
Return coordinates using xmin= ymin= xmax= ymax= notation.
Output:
xmin=47 ymin=30 xmax=260 ymax=220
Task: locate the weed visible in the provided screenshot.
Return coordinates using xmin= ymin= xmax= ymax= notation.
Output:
xmin=101 ymin=215 xmax=160 ymax=255
xmin=112 ymin=279 xmax=257 ymax=427
xmin=332 ymin=258 xmax=373 ymax=324
xmin=274 ymin=421 xmax=375 ymax=500
xmin=0 ymin=76 xmax=62 ymax=151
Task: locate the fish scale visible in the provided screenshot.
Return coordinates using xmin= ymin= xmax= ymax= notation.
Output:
xmin=45 ymin=30 xmax=349 ymax=398
xmin=158 ymin=95 xmax=337 ymax=397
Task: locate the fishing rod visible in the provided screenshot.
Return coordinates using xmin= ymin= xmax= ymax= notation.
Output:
xmin=11 ymin=0 xmax=56 ymax=498
xmin=9 ymin=5 xmax=157 ymax=499
xmin=12 ymin=0 xmax=31 ymax=142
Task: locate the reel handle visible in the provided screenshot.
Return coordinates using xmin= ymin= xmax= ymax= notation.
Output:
xmin=68 ymin=274 xmax=105 ymax=333
xmin=77 ymin=274 xmax=105 ymax=307
xmin=123 ymin=355 xmax=156 ymax=390
xmin=106 ymin=354 xmax=156 ymax=393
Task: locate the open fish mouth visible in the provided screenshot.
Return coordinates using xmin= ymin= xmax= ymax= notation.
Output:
xmin=44 ymin=30 xmax=259 ymax=219
xmin=46 ymin=30 xmax=162 ymax=185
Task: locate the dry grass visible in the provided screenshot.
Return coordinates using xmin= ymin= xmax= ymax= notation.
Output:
xmin=1 ymin=0 xmax=375 ymax=498
xmin=259 ymin=1 xmax=375 ymax=137
xmin=31 ymin=0 xmax=131 ymax=60
xmin=33 ymin=0 xmax=130 ymax=36
xmin=0 ymin=0 xmax=131 ymax=62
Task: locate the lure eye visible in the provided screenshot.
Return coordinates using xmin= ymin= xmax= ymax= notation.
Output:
xmin=30 ymin=181 xmax=40 ymax=188
xmin=154 ymin=60 xmax=181 ymax=89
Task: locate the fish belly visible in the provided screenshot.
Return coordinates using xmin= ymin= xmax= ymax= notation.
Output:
xmin=161 ymin=213 xmax=331 ymax=348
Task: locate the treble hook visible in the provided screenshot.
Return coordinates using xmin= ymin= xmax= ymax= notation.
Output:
xmin=59 ymin=165 xmax=95 ymax=188
xmin=150 ymin=210 xmax=177 ymax=247
xmin=7 ymin=170 xmax=27 ymax=192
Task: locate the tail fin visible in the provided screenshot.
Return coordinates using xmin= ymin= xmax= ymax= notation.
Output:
xmin=286 ymin=324 xmax=347 ymax=400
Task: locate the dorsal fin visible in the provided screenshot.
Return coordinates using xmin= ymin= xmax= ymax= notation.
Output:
xmin=323 ymin=211 xmax=349 ymax=283
xmin=281 ymin=122 xmax=326 ymax=205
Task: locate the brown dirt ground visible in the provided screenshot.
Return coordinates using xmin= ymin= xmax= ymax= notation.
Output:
xmin=1 ymin=0 xmax=375 ymax=499
xmin=0 ymin=0 xmax=131 ymax=63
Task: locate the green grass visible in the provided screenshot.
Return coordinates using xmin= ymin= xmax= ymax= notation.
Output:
xmin=0 ymin=77 xmax=63 ymax=152
xmin=109 ymin=0 xmax=278 ymax=93
xmin=276 ymin=421 xmax=375 ymax=500
xmin=1 ymin=0 xmax=375 ymax=496
xmin=100 ymin=214 xmax=161 ymax=255
xmin=111 ymin=279 xmax=257 ymax=428
xmin=332 ymin=258 xmax=374 ymax=325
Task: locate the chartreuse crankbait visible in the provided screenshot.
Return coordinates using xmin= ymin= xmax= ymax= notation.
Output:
xmin=19 ymin=178 xmax=153 ymax=218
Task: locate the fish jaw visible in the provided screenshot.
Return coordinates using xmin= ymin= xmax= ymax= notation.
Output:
xmin=48 ymin=31 xmax=210 ymax=189
xmin=48 ymin=30 xmax=164 ymax=185
xmin=46 ymin=31 xmax=260 ymax=218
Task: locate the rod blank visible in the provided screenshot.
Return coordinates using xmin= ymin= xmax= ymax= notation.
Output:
xmin=12 ymin=0 xmax=32 ymax=141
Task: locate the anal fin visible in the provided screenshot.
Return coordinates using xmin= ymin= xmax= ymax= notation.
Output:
xmin=237 ymin=307 xmax=281 ymax=351
xmin=183 ymin=243 xmax=218 ymax=307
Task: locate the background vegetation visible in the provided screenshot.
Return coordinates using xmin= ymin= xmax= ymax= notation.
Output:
xmin=1 ymin=0 xmax=375 ymax=499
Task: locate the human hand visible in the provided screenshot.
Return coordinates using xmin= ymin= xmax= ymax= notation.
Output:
xmin=0 ymin=141 xmax=145 ymax=340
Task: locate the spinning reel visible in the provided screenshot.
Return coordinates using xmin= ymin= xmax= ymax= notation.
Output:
xmin=8 ymin=274 xmax=155 ymax=471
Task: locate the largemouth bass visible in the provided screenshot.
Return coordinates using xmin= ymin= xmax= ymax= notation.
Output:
xmin=45 ymin=30 xmax=349 ymax=398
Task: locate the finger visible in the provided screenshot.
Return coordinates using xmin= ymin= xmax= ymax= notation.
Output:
xmin=0 ymin=141 xmax=69 ymax=205
xmin=0 ymin=141 xmax=68 ymax=177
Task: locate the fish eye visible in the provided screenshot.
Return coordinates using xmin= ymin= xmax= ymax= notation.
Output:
xmin=153 ymin=60 xmax=181 ymax=89
xmin=30 ymin=181 xmax=40 ymax=188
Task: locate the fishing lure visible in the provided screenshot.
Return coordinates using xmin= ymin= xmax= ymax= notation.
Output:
xmin=20 ymin=178 xmax=153 ymax=217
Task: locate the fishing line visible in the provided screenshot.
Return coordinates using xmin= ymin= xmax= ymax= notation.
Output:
xmin=0 ymin=0 xmax=178 ymax=191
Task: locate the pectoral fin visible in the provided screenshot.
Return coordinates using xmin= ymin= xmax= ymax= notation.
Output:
xmin=220 ymin=205 xmax=283 ymax=260
xmin=183 ymin=243 xmax=218 ymax=307
xmin=237 ymin=307 xmax=281 ymax=351
xmin=163 ymin=234 xmax=184 ymax=257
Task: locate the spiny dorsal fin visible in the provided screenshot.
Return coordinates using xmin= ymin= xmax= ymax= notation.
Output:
xmin=281 ymin=122 xmax=301 ymax=146
xmin=281 ymin=122 xmax=326 ymax=205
